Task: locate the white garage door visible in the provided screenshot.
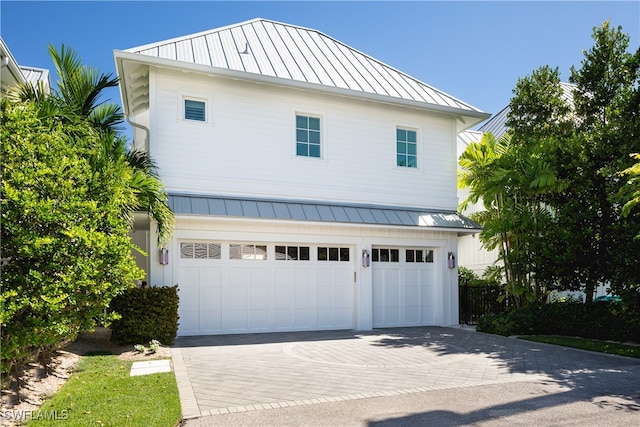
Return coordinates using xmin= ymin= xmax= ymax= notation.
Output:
xmin=177 ymin=242 xmax=354 ymax=335
xmin=372 ymin=247 xmax=437 ymax=327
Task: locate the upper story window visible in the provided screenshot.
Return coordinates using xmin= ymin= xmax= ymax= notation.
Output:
xmin=396 ymin=128 xmax=417 ymax=168
xmin=184 ymin=99 xmax=206 ymax=122
xmin=296 ymin=114 xmax=321 ymax=158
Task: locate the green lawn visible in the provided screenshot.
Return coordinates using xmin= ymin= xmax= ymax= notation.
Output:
xmin=519 ymin=335 xmax=640 ymax=358
xmin=28 ymin=354 xmax=181 ymax=427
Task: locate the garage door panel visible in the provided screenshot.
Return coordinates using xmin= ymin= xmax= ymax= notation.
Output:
xmin=249 ymin=309 xmax=269 ymax=330
xmin=274 ymin=309 xmax=294 ymax=329
xmin=385 ymin=270 xmax=401 ymax=307
xmin=200 ymin=310 xmax=221 ymax=332
xmin=317 ymin=286 xmax=334 ymax=308
xmin=179 ymin=284 xmax=200 ymax=312
xmin=318 ymin=308 xmax=335 ymax=327
xmin=222 ymin=310 xmax=248 ymax=332
xmin=250 ymin=286 xmax=268 ymax=309
xmin=178 ymin=267 xmax=199 ymax=289
xmin=295 ymin=286 xmax=317 ymax=308
xmin=274 ymin=285 xmax=294 ymax=309
xmin=180 ymin=310 xmax=199 ymax=334
xmin=372 ymin=247 xmax=437 ymax=328
xmin=295 ymin=308 xmax=317 ymax=328
xmin=335 ymin=308 xmax=352 ymax=327
xmin=405 ymin=305 xmax=420 ymax=324
xmin=223 ymin=285 xmax=249 ymax=311
xmin=200 ymin=286 xmax=222 ymax=310
xmin=200 ymin=267 xmax=222 ymax=287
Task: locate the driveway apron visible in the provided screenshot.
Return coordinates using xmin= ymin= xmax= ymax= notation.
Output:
xmin=170 ymin=326 xmax=640 ymax=418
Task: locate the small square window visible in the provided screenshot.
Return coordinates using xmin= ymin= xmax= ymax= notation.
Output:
xmin=185 ymin=99 xmax=205 ymax=121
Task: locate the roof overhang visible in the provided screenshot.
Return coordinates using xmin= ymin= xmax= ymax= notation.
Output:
xmin=114 ymin=50 xmax=490 ymax=132
xmin=167 ymin=193 xmax=482 ymax=235
xmin=1 ymin=37 xmax=27 ymax=91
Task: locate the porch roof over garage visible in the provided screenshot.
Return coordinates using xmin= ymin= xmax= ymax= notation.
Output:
xmin=168 ymin=194 xmax=481 ymax=233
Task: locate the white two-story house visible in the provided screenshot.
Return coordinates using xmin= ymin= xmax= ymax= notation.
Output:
xmin=115 ymin=18 xmax=489 ymax=336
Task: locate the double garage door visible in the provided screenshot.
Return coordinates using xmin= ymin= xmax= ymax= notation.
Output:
xmin=177 ymin=241 xmax=354 ymax=335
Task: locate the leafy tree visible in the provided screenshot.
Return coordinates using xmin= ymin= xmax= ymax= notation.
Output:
xmin=621 ymin=153 xmax=640 ymax=224
xmin=0 ymin=99 xmax=143 ymax=377
xmin=1 ymin=44 xmax=174 ymax=383
xmin=459 ymin=132 xmax=561 ymax=307
xmin=479 ymin=21 xmax=640 ymax=305
xmin=11 ymin=44 xmax=174 ymax=244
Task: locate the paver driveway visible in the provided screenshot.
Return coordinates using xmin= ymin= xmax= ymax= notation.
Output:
xmin=171 ymin=326 xmax=640 ymax=419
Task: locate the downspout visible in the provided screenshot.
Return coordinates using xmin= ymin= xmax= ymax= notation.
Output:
xmin=126 ymin=115 xmax=150 ymax=153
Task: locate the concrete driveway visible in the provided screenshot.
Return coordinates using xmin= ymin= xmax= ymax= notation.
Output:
xmin=172 ymin=327 xmax=640 ymax=425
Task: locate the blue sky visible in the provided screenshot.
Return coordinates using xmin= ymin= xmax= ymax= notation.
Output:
xmin=2 ymin=1 xmax=639 ymax=131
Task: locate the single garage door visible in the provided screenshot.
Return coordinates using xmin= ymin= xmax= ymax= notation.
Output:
xmin=177 ymin=241 xmax=354 ymax=335
xmin=372 ymin=247 xmax=437 ymax=328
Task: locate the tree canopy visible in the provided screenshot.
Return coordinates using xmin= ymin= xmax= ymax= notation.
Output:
xmin=1 ymin=45 xmax=174 ymax=380
xmin=459 ymin=21 xmax=640 ymax=308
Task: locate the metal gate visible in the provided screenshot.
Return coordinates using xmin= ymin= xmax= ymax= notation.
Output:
xmin=459 ymin=285 xmax=507 ymax=325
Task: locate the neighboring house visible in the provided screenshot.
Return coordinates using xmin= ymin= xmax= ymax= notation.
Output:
xmin=114 ymin=18 xmax=489 ymax=336
xmin=0 ymin=37 xmax=50 ymax=96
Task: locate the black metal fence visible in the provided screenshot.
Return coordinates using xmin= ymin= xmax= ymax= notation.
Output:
xmin=459 ymin=285 xmax=508 ymax=325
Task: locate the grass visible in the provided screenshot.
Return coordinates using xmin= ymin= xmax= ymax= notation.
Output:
xmin=28 ymin=354 xmax=181 ymax=427
xmin=519 ymin=335 xmax=640 ymax=359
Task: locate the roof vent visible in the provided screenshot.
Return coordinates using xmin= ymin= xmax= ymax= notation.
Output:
xmin=239 ymin=43 xmax=250 ymax=55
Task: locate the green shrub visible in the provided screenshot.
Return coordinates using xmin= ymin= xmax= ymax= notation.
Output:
xmin=1 ymin=100 xmax=142 ymax=378
xmin=477 ymin=301 xmax=639 ymax=343
xmin=109 ymin=285 xmax=179 ymax=345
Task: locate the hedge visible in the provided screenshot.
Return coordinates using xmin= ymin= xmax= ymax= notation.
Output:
xmin=110 ymin=285 xmax=179 ymax=345
xmin=477 ymin=301 xmax=639 ymax=343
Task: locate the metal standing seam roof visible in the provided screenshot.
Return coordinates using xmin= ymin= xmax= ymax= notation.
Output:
xmin=457 ymin=129 xmax=483 ymax=148
xmin=168 ymin=194 xmax=482 ymax=231
xmin=122 ymin=18 xmax=487 ymax=119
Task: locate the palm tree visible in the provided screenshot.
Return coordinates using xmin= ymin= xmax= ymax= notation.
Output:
xmin=459 ymin=132 xmax=560 ymax=307
xmin=14 ymin=44 xmax=173 ymax=244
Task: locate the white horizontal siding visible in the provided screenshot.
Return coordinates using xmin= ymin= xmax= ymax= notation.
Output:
xmin=151 ymin=69 xmax=459 ymax=211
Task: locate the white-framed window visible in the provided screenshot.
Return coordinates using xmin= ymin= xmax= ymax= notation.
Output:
xmin=229 ymin=244 xmax=267 ymax=260
xmin=275 ymin=246 xmax=310 ymax=261
xmin=296 ymin=114 xmax=321 ymax=158
xmin=317 ymin=247 xmax=350 ymax=262
xmin=396 ymin=127 xmax=417 ymax=168
xmin=180 ymin=242 xmax=221 ymax=259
